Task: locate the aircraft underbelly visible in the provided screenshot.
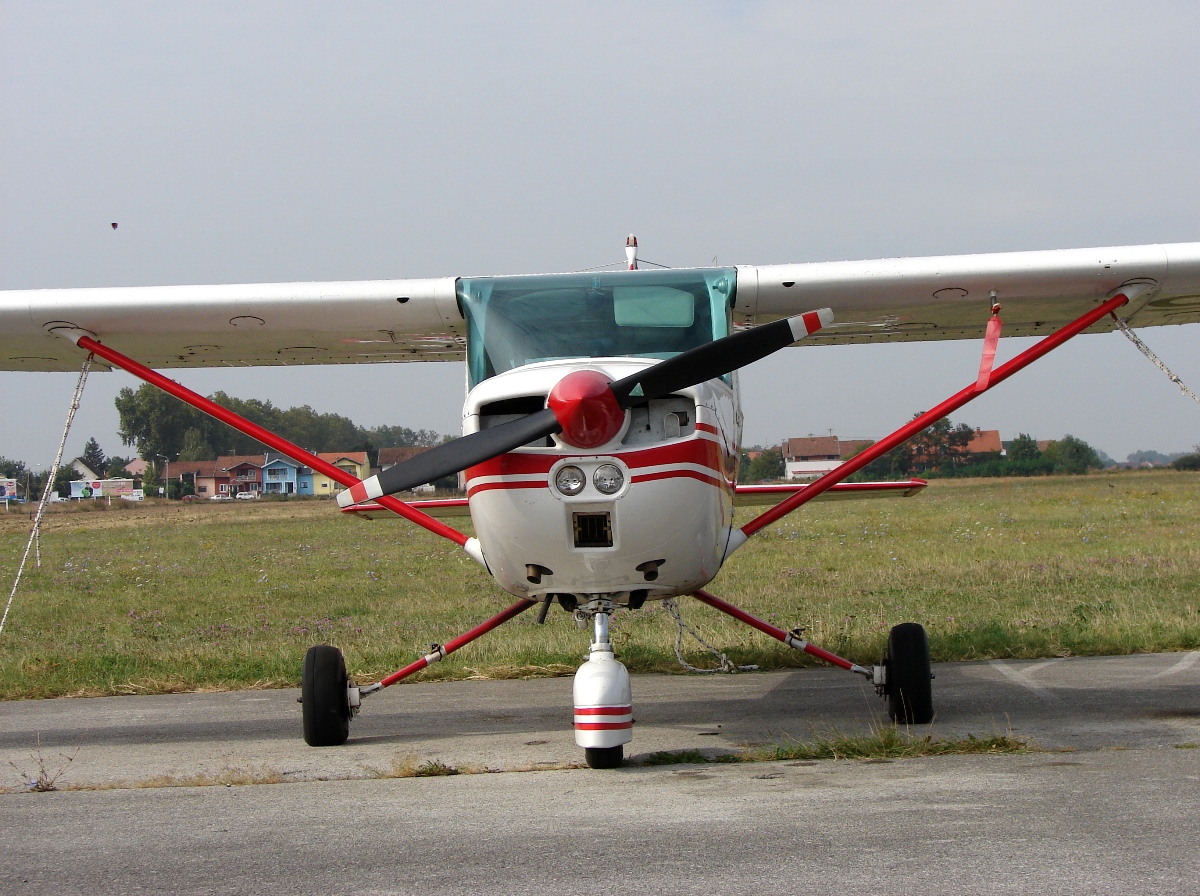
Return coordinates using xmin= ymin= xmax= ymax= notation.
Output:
xmin=469 ymin=468 xmax=731 ymax=601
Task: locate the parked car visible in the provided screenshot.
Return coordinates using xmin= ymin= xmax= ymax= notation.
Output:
xmin=235 ymin=491 xmax=259 ymax=500
xmin=208 ymin=494 xmax=233 ymax=501
xmin=180 ymin=494 xmax=202 ymax=502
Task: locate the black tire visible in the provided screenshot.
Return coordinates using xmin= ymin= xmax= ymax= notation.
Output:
xmin=886 ymin=623 xmax=934 ymax=725
xmin=585 ymin=746 xmax=623 ymax=769
xmin=302 ymin=644 xmax=350 ymax=746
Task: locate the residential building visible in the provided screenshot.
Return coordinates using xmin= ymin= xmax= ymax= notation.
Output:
xmin=309 ymin=451 xmax=369 ymax=497
xmin=965 ymin=429 xmax=1004 ymax=456
xmin=261 ymin=452 xmax=300 ymax=495
xmin=782 ymin=436 xmax=874 ymax=480
xmin=170 ymin=460 xmax=220 ymax=496
xmin=221 ymin=455 xmax=264 ymax=496
xmin=378 ymin=446 xmax=431 ymax=469
xmin=71 ymin=459 xmax=102 ymax=480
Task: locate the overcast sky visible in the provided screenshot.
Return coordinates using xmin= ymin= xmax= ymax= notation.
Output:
xmin=3 ymin=2 xmax=1199 ymax=468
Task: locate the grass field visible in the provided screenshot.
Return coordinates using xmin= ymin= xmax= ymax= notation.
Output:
xmin=2 ymin=469 xmax=1198 ymax=700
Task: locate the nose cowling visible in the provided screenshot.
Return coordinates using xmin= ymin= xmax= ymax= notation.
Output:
xmin=547 ymin=370 xmax=626 ymax=449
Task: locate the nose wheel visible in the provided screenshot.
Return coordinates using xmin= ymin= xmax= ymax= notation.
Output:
xmin=302 ymin=644 xmax=352 ymax=746
xmin=574 ymin=600 xmax=633 ymax=768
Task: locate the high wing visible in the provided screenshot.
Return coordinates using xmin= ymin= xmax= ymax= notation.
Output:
xmin=0 ymin=278 xmax=464 ymax=371
xmin=734 ymin=242 xmax=1200 ymax=344
xmin=2 ymin=242 xmax=1199 ymax=372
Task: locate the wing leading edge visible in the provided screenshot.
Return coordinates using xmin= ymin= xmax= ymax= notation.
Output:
xmin=2 ymin=242 xmax=1198 ymax=372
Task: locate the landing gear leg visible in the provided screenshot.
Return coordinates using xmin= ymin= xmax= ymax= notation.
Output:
xmin=573 ymin=599 xmax=632 ymax=769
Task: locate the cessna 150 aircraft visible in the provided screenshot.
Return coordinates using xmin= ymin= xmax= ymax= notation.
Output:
xmin=2 ymin=237 xmax=1199 ymax=767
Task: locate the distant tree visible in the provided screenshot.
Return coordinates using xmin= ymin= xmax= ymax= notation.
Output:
xmin=105 ymin=455 xmax=136 ymax=478
xmin=1170 ymin=453 xmax=1200 ymax=471
xmin=358 ymin=425 xmax=445 ymax=449
xmin=80 ymin=437 xmax=107 ymax=475
xmin=52 ymin=464 xmax=82 ymax=497
xmin=118 ymin=383 xmax=449 ymax=461
xmin=850 ymin=442 xmax=912 ymax=481
xmin=354 ymin=439 xmax=379 ymax=470
xmin=1126 ymin=449 xmax=1183 ymax=467
xmin=1042 ymin=435 xmax=1101 ymax=474
xmin=177 ymin=428 xmax=216 ymax=461
xmin=116 ymin=384 xmax=213 ymax=459
xmin=1008 ymin=433 xmax=1041 ymax=462
xmin=0 ymin=456 xmax=28 ymax=479
xmin=745 ymin=448 xmax=784 ymax=482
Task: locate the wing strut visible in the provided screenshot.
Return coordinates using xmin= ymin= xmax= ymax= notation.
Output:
xmin=50 ymin=329 xmax=482 ymax=560
xmin=725 ymin=290 xmax=1141 ymax=557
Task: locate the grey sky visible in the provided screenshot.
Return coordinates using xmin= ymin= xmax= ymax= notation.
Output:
xmin=3 ymin=2 xmax=1199 ymax=468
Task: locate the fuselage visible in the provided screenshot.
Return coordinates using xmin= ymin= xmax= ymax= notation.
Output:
xmin=456 ymin=268 xmax=744 ymax=605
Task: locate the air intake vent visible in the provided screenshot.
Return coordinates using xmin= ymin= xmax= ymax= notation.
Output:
xmin=572 ymin=512 xmax=613 ymax=548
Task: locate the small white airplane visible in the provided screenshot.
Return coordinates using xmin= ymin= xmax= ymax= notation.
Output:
xmin=3 ymin=237 xmax=1198 ymax=767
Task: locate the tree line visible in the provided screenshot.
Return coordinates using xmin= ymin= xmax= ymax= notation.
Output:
xmin=734 ymin=415 xmax=1191 ymax=484
xmin=114 ymin=384 xmax=445 ymax=468
xmin=0 ymin=386 xmax=449 ymax=500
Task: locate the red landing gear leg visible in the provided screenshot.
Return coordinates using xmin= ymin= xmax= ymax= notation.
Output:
xmin=303 ymin=599 xmax=536 ymax=746
xmin=692 ymin=590 xmax=934 ymax=725
xmin=692 ymin=589 xmax=874 ymax=677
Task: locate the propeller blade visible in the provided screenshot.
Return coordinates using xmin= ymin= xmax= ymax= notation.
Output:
xmin=339 ymin=308 xmax=832 ymax=506
xmin=337 ymin=408 xmax=560 ymax=506
xmin=610 ymin=309 xmax=833 ymax=406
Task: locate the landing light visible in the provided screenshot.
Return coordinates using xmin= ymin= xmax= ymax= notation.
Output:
xmin=555 ymin=465 xmax=586 ymax=496
xmin=593 ymin=464 xmax=624 ymax=495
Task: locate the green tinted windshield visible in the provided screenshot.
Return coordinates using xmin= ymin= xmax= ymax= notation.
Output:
xmin=459 ymin=268 xmax=736 ymax=388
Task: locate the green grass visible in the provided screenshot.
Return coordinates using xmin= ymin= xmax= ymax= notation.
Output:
xmin=639 ymin=727 xmax=1028 ymax=765
xmin=1 ymin=469 xmax=1199 ymax=699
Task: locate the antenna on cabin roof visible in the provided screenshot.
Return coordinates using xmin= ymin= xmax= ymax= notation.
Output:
xmin=625 ymin=234 xmax=638 ymax=271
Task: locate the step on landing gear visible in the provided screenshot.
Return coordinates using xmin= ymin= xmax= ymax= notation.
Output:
xmin=302 ymin=644 xmax=358 ymax=746
xmin=573 ymin=599 xmax=632 ymax=769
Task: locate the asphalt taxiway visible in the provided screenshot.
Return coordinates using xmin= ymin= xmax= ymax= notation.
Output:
xmin=1 ymin=652 xmax=1198 ymax=894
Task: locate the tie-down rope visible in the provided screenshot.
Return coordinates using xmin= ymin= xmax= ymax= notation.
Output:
xmin=1114 ymin=317 xmax=1200 ymax=406
xmin=1 ymin=355 xmax=92 ymax=638
xmin=663 ymin=598 xmax=758 ymax=674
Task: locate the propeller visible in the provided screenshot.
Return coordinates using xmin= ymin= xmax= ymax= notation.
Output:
xmin=338 ymin=308 xmax=833 ymax=506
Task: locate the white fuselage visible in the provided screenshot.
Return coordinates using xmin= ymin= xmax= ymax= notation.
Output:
xmin=463 ymin=358 xmax=742 ymax=605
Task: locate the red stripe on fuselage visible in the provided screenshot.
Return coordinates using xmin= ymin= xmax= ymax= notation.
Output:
xmin=466 ymin=479 xmax=550 ymax=498
xmin=630 ymin=469 xmax=725 ymax=488
xmin=466 ymin=434 xmax=730 ymax=481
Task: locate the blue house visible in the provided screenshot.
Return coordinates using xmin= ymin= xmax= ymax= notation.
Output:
xmin=297 ymin=465 xmax=315 ymax=495
xmin=261 ymin=452 xmax=300 ymax=495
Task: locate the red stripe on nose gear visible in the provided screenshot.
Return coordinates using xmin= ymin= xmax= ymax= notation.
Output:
xmin=547 ymin=369 xmax=625 ymax=449
xmin=574 ymin=722 xmax=633 ymax=730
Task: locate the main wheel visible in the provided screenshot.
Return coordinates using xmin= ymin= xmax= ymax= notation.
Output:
xmin=585 ymin=746 xmax=623 ymax=769
xmin=886 ymin=623 xmax=934 ymax=725
xmin=302 ymin=644 xmax=351 ymax=746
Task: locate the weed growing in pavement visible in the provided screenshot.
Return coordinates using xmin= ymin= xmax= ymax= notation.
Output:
xmin=7 ymin=734 xmax=79 ymax=791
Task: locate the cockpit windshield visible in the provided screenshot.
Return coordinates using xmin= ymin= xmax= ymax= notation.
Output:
xmin=458 ymin=268 xmax=736 ymax=388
